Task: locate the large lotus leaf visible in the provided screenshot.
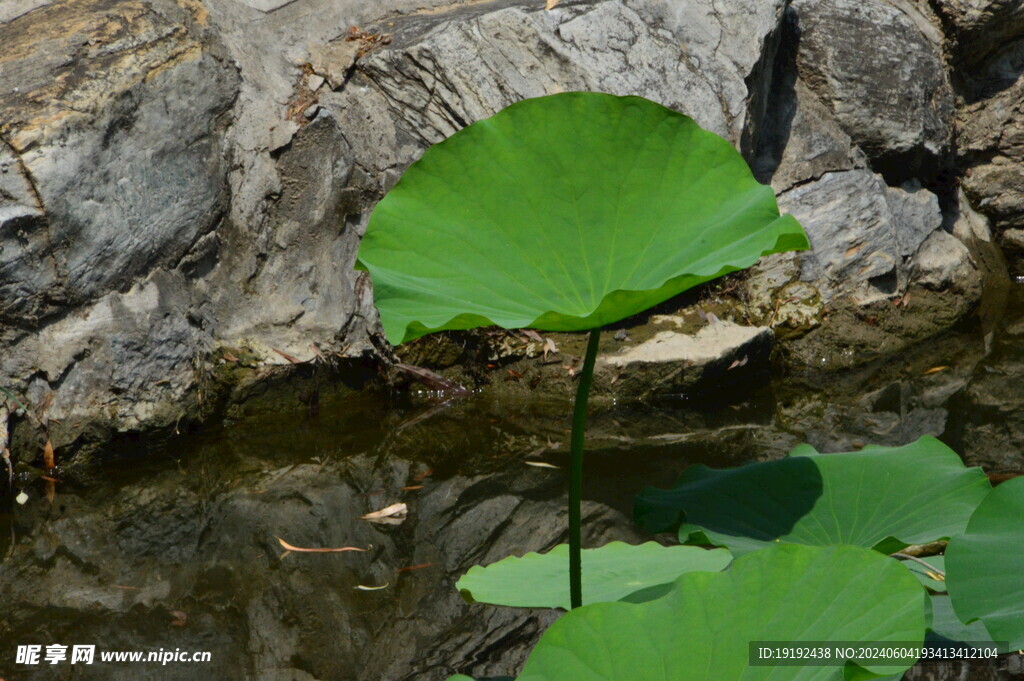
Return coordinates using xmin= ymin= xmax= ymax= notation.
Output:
xmin=946 ymin=477 xmax=1024 ymax=650
xmin=457 ymin=541 xmax=731 ymax=610
xmin=451 ymin=545 xmax=923 ymax=681
xmin=355 ymin=92 xmax=808 ymax=344
xmin=635 ymin=436 xmax=991 ymax=555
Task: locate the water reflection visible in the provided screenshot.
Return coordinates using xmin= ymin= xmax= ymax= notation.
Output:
xmin=2 ymin=289 xmax=1024 ymax=680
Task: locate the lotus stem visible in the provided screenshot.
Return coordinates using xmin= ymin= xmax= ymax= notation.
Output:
xmin=891 ymin=552 xmax=946 ymax=578
xmin=569 ymin=328 xmax=601 ymax=609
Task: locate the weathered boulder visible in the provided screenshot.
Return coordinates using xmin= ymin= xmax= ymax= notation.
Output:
xmin=790 ymin=0 xmax=954 ymax=183
xmin=330 ymin=0 xmax=789 ymax=175
xmin=913 ymin=230 xmax=976 ymax=291
xmin=932 ymin=0 xmax=1024 ymax=68
xmin=0 ymin=0 xmax=238 ymax=326
xmin=959 ymin=73 xmax=1024 ymax=235
xmin=748 ymin=170 xmax=954 ymax=308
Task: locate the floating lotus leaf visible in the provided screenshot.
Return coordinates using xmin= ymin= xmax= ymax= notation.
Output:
xmin=635 ymin=436 xmax=991 ymax=555
xmin=355 ymin=92 xmax=808 ymax=344
xmin=457 ymin=541 xmax=731 ymax=610
xmin=449 ymin=544 xmax=925 ymax=681
xmin=946 ymin=476 xmax=1024 ymax=650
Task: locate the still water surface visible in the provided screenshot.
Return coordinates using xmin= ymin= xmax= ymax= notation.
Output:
xmin=2 ymin=289 xmax=1023 ymax=680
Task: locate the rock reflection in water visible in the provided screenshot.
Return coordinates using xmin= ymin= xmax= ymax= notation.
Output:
xmin=3 ymin=291 xmax=1024 ymax=680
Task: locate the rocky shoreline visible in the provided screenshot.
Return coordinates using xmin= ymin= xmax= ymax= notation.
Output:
xmin=1 ymin=0 xmax=1022 ymax=463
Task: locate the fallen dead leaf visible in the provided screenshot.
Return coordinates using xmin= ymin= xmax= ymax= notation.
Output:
xmin=42 ymin=439 xmax=55 ymax=470
xmin=727 ymin=356 xmax=749 ymax=370
xmin=543 ymin=337 xmax=558 ymax=360
xmin=401 ymin=485 xmax=423 ymax=491
xmin=923 ymin=366 xmax=949 ymax=375
xmin=397 ymin=562 xmax=434 ymax=573
xmin=276 ymin=536 xmax=368 ymax=554
xmin=525 ymin=461 xmax=559 ymax=469
xmin=272 ymin=347 xmax=303 ymax=364
xmin=169 ymin=610 xmax=188 ymax=627
xmin=223 ymin=351 xmax=240 ymax=363
xmin=361 ymin=502 xmax=408 ymax=525
xmin=521 ymin=329 xmax=544 ymax=342
xmin=355 ymin=582 xmax=389 ymax=591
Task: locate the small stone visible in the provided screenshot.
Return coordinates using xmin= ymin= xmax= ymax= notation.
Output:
xmin=306 ymin=73 xmax=325 ymax=91
xmin=15 ymin=490 xmax=28 ymax=505
xmin=303 ymin=103 xmax=320 ymax=119
xmin=912 ymin=230 xmax=974 ymax=290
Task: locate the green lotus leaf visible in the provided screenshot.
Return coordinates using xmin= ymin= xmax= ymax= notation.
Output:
xmin=946 ymin=476 xmax=1024 ymax=650
xmin=457 ymin=541 xmax=732 ymax=610
xmin=635 ymin=436 xmax=991 ymax=555
xmin=926 ymin=594 xmax=994 ymax=647
xmin=355 ymin=92 xmax=808 ymax=344
xmin=509 ymin=544 xmax=924 ymax=681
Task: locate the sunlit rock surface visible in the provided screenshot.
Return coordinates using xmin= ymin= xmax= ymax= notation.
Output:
xmin=0 ymin=0 xmax=1013 ymax=436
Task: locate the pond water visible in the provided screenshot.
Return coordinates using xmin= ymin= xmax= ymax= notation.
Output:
xmin=2 ymin=288 xmax=1024 ymax=681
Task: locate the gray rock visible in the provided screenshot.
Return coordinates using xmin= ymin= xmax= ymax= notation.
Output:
xmin=886 ymin=181 xmax=944 ymax=258
xmin=0 ymin=0 xmax=239 ymax=326
xmin=0 ymin=270 xmax=201 ymax=431
xmin=912 ymin=230 xmax=976 ymax=291
xmin=959 ymin=74 xmax=1024 ymax=233
xmin=0 ymin=0 xmax=995 ymax=440
xmin=596 ymin=317 xmax=774 ymax=396
xmin=759 ymin=168 xmax=963 ymax=322
xmin=622 ymin=0 xmax=789 ymax=153
xmin=932 ymin=0 xmax=1024 ymax=67
xmin=791 ymin=0 xmax=954 ymax=181
xmin=777 ymin=170 xmax=901 ymax=304
xmin=754 ymin=75 xmax=864 ymax=192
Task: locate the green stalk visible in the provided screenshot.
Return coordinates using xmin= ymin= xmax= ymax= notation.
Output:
xmin=569 ymin=328 xmax=601 ymax=609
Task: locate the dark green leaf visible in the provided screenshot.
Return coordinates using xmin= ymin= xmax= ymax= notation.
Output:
xmin=635 ymin=436 xmax=991 ymax=555
xmin=926 ymin=594 xmax=993 ymax=646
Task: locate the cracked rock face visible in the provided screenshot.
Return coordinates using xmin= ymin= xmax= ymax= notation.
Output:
xmin=932 ymin=0 xmax=1024 ymax=68
xmin=0 ymin=0 xmax=1006 ymax=439
xmin=0 ymin=0 xmax=239 ymax=327
xmin=790 ymin=0 xmax=954 ymax=184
